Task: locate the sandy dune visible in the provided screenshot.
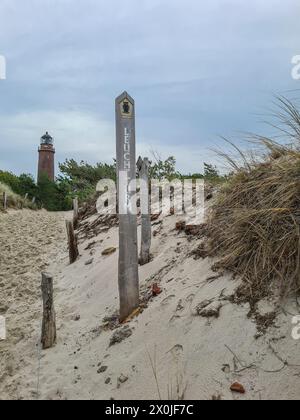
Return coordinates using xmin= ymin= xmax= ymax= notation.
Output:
xmin=0 ymin=210 xmax=68 ymax=399
xmin=1 ymin=209 xmax=300 ymax=400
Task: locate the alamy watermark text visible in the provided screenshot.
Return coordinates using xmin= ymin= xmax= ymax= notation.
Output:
xmin=96 ymin=177 xmax=205 ymax=225
xmin=0 ymin=316 xmax=6 ymax=340
xmin=292 ymin=55 xmax=300 ymax=80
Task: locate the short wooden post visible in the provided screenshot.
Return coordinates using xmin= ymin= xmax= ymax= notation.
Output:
xmin=66 ymin=220 xmax=79 ymax=264
xmin=3 ymin=192 xmax=7 ymax=210
xmin=41 ymin=273 xmax=56 ymax=350
xmin=73 ymin=197 xmax=79 ymax=229
xmin=137 ymin=157 xmax=151 ymax=265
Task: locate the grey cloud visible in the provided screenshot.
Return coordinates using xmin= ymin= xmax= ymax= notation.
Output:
xmin=0 ymin=0 xmax=299 ymax=175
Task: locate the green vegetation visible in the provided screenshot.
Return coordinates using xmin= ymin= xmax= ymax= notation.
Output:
xmin=1 ymin=155 xmax=222 ymax=212
xmin=0 ymin=169 xmax=72 ymax=211
xmin=149 ymin=156 xmax=180 ymax=180
xmin=0 ymin=159 xmax=117 ymax=212
xmin=0 ymin=171 xmax=37 ymax=199
xmin=58 ymin=159 xmax=116 ymax=203
xmin=149 ymin=153 xmax=224 ymax=183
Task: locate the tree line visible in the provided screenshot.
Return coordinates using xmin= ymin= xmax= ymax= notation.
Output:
xmin=0 ymin=157 xmax=222 ymax=211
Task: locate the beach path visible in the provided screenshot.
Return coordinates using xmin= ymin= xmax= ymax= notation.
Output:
xmin=0 ymin=209 xmax=68 ymax=399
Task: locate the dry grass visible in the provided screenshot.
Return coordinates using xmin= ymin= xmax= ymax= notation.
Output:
xmin=0 ymin=182 xmax=35 ymax=211
xmin=207 ymin=97 xmax=300 ymax=306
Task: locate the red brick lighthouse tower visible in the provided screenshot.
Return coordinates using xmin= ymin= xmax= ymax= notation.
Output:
xmin=38 ymin=132 xmax=55 ymax=182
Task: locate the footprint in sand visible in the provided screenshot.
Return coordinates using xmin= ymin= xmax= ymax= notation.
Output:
xmin=185 ymin=294 xmax=195 ymax=304
xmin=176 ymin=294 xmax=195 ymax=312
xmin=168 ymin=314 xmax=181 ymax=325
xmin=168 ymin=344 xmax=184 ymax=358
xmin=161 ymin=295 xmax=176 ymax=306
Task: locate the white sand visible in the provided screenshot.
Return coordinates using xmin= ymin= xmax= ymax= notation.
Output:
xmin=1 ymin=209 xmax=300 ymax=400
xmin=0 ymin=209 xmax=68 ymax=399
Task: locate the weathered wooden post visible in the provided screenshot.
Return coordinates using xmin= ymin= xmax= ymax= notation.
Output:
xmin=137 ymin=157 xmax=151 ymax=265
xmin=41 ymin=273 xmax=56 ymax=349
xmin=2 ymin=192 xmax=7 ymax=210
xmin=66 ymin=220 xmax=79 ymax=264
xmin=73 ymin=197 xmax=79 ymax=229
xmin=116 ymin=91 xmax=139 ymax=321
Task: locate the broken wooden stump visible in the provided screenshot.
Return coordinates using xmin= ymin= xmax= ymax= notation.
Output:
xmin=66 ymin=220 xmax=79 ymax=264
xmin=41 ymin=273 xmax=56 ymax=349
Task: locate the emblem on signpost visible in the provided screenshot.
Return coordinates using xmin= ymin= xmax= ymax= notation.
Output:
xmin=120 ymin=98 xmax=133 ymax=118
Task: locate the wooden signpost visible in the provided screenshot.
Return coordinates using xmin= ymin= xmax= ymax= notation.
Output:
xmin=137 ymin=157 xmax=151 ymax=265
xmin=116 ymin=92 xmax=139 ymax=321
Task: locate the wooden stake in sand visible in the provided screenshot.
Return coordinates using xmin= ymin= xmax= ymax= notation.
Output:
xmin=66 ymin=220 xmax=79 ymax=264
xmin=41 ymin=273 xmax=56 ymax=349
xmin=2 ymin=192 xmax=7 ymax=210
xmin=73 ymin=197 xmax=79 ymax=229
xmin=116 ymin=91 xmax=139 ymax=322
xmin=137 ymin=157 xmax=151 ymax=265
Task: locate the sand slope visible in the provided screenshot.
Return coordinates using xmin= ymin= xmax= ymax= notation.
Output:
xmin=1 ymin=209 xmax=300 ymax=400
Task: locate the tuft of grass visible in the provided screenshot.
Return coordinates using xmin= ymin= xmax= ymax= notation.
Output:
xmin=207 ymin=97 xmax=300 ymax=306
xmin=0 ymin=182 xmax=36 ymax=211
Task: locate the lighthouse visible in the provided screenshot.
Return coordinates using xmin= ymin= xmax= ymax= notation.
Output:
xmin=38 ymin=132 xmax=55 ymax=182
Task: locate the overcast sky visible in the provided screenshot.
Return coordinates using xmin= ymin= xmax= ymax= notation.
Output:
xmin=0 ymin=0 xmax=299 ymax=176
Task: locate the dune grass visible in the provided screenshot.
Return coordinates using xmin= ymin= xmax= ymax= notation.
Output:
xmin=207 ymin=97 xmax=300 ymax=306
xmin=0 ymin=182 xmax=36 ymax=211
